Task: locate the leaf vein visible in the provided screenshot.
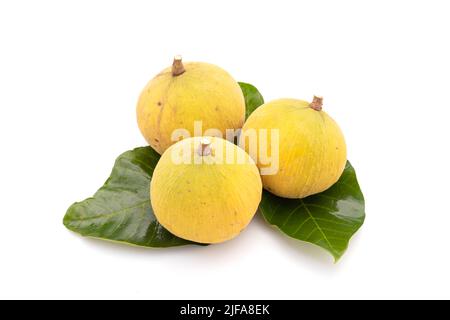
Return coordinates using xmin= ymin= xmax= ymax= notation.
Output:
xmin=69 ymin=201 xmax=149 ymax=222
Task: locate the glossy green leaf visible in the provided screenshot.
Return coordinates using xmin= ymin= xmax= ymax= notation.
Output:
xmin=259 ymin=161 xmax=365 ymax=261
xmin=238 ymin=82 xmax=264 ymax=118
xmin=63 ymin=147 xmax=196 ymax=247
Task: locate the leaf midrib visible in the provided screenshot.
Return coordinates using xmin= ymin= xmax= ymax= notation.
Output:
xmin=67 ymin=200 xmax=149 ymax=222
xmin=300 ymin=200 xmax=337 ymax=256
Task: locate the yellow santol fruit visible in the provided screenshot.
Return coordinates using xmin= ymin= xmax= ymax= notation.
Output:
xmin=137 ymin=56 xmax=245 ymax=154
xmin=150 ymin=136 xmax=262 ymax=244
xmin=239 ymin=96 xmax=347 ymax=199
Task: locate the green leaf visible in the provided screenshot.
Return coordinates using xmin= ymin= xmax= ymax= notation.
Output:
xmin=238 ymin=82 xmax=264 ymax=118
xmin=259 ymin=161 xmax=365 ymax=261
xmin=63 ymin=147 xmax=196 ymax=247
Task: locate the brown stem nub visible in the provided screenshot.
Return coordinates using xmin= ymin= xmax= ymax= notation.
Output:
xmin=197 ymin=137 xmax=212 ymax=156
xmin=310 ymin=95 xmax=323 ymax=111
xmin=172 ymin=55 xmax=185 ymax=76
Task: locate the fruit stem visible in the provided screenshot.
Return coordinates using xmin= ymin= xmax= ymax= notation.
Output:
xmin=198 ymin=137 xmax=212 ymax=156
xmin=310 ymin=96 xmax=323 ymax=111
xmin=172 ymin=55 xmax=185 ymax=76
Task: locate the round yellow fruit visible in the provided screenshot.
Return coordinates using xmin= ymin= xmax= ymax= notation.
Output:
xmin=239 ymin=96 xmax=347 ymax=199
xmin=137 ymin=56 xmax=245 ymax=154
xmin=150 ymin=136 xmax=262 ymax=244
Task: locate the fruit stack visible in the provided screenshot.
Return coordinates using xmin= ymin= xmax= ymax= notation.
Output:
xmin=137 ymin=56 xmax=347 ymax=244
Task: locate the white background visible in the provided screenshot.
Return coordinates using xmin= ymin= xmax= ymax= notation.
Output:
xmin=1 ymin=0 xmax=449 ymax=300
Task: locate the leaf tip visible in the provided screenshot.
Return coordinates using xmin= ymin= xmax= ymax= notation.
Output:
xmin=62 ymin=202 xmax=79 ymax=231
